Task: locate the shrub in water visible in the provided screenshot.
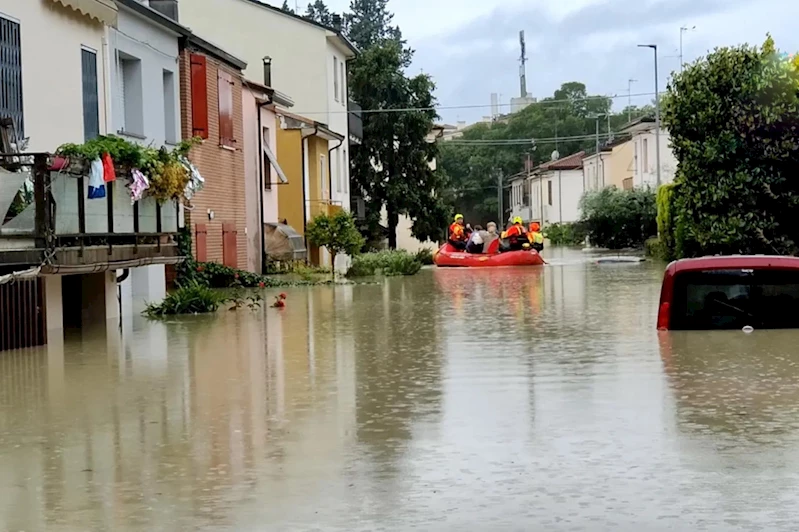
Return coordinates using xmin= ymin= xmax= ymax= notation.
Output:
xmin=544 ymin=222 xmax=587 ymax=246
xmin=144 ymin=281 xmax=223 ymax=317
xmin=415 ymin=248 xmax=435 ymax=266
xmin=348 ymin=250 xmax=422 ymax=277
xmin=580 ymin=187 xmax=657 ymax=249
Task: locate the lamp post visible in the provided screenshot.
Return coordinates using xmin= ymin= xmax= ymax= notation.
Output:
xmin=638 ymin=44 xmax=661 ymax=187
xmin=679 ymin=26 xmax=696 ymax=72
xmin=627 ymin=79 xmax=637 ymax=122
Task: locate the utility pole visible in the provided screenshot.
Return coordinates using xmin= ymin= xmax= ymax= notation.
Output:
xmin=595 ymin=118 xmax=600 ymax=154
xmin=497 ymin=170 xmax=503 ymax=224
xmin=639 ymin=44 xmax=662 ymax=187
xmin=627 ymin=79 xmax=637 ymax=122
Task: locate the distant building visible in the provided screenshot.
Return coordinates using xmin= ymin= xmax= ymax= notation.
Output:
xmin=510 ymin=94 xmax=537 ymax=114
xmin=618 ymin=117 xmax=678 ymax=189
xmin=508 ymin=151 xmax=586 ymax=226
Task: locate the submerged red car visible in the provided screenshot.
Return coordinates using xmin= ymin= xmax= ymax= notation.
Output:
xmin=657 ymin=255 xmax=799 ymax=331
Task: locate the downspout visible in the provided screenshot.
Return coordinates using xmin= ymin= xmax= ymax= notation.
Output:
xmin=257 ymin=99 xmax=271 ymax=274
xmin=558 ymin=170 xmax=563 ymax=224
xmin=301 ymin=126 xmax=320 ymax=235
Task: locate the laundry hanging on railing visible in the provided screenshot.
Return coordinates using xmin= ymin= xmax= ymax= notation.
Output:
xmin=101 ymin=153 xmax=116 ymax=183
xmin=87 ymin=157 xmax=106 ymax=199
xmin=179 ymin=156 xmax=204 ymax=201
xmin=129 ymin=169 xmax=149 ymax=204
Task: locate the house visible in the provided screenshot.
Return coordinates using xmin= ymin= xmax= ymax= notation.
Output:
xmin=274 ymin=108 xmax=344 ymax=266
xmin=582 ymin=136 xmax=637 ymax=192
xmin=0 ymin=0 xmax=186 ymax=350
xmin=242 ymin=77 xmax=294 ymax=273
xmin=178 ymin=32 xmax=249 ymax=270
xmin=528 ymin=151 xmax=586 ymax=225
xmin=179 ymin=0 xmax=358 ymax=269
xmin=619 ymin=117 xmax=678 ymax=189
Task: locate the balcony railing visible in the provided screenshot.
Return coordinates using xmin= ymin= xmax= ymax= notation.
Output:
xmin=0 ymin=153 xmax=182 ymax=272
xmin=348 ymin=100 xmax=363 ymax=142
xmin=308 ymin=199 xmax=343 ymax=219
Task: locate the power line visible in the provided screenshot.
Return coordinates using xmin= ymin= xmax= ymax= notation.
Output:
xmin=293 ymin=91 xmax=662 ymax=116
xmin=444 ymin=132 xmax=625 ymax=146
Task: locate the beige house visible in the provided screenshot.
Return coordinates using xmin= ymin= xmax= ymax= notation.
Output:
xmin=583 ymin=138 xmax=636 ymax=192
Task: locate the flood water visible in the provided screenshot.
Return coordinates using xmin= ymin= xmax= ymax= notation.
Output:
xmin=3 ymin=248 xmax=799 ymax=531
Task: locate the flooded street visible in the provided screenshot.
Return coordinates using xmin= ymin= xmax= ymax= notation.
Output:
xmin=3 ymin=248 xmax=799 ymax=531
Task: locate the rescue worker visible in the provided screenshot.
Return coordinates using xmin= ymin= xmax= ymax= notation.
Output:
xmin=500 ymin=217 xmax=527 ymax=251
xmin=528 ymin=221 xmax=545 ymax=252
xmin=448 ymin=214 xmax=467 ymax=250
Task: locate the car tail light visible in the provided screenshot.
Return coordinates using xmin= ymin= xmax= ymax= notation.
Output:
xmin=657 ymin=302 xmax=671 ymax=330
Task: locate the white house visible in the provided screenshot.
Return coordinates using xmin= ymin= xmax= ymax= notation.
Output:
xmin=529 ymin=151 xmax=585 ymax=225
xmin=582 ymin=150 xmax=611 ymax=193
xmin=110 ymin=0 xmax=184 ymax=308
xmin=179 ymin=0 xmax=357 ymax=268
xmin=620 ymin=117 xmax=678 ymax=189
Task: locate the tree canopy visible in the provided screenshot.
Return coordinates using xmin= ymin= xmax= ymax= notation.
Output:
xmin=663 ymin=36 xmax=799 ymax=257
xmin=437 ymin=82 xmax=653 ymax=226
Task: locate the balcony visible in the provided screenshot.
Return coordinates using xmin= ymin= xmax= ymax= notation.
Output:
xmin=308 ymin=199 xmax=344 ymax=219
xmin=0 ymin=153 xmax=182 ymax=274
xmin=348 ymin=100 xmax=363 ymax=144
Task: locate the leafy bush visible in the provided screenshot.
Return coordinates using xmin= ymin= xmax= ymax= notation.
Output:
xmin=656 ymin=184 xmax=677 ymax=261
xmin=664 ymin=36 xmax=799 ymax=257
xmin=644 ymin=237 xmax=665 ymax=260
xmin=415 ymin=247 xmax=435 ymax=265
xmin=348 ymin=250 xmax=422 ymax=277
xmin=144 ymin=281 xmax=262 ymax=318
xmin=544 ymin=222 xmax=587 ymax=246
xmin=306 ymin=210 xmax=364 ymax=266
xmin=580 ymin=187 xmax=657 ymax=249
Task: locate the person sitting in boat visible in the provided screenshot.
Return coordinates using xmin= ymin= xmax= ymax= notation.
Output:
xmin=500 ymin=217 xmax=527 ymax=251
xmin=448 ymin=214 xmax=468 ymax=250
xmin=466 ymin=225 xmax=490 ymax=254
xmin=528 ymin=221 xmax=544 ymax=252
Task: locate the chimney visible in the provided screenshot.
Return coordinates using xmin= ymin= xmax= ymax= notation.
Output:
xmin=149 ymin=0 xmax=179 ymax=21
xmin=262 ymin=56 xmax=272 ymax=87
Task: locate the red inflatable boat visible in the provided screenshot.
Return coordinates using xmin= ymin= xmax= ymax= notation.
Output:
xmin=433 ymin=243 xmax=545 ymax=268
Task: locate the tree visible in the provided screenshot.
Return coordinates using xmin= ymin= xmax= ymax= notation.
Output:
xmin=345 ymin=0 xmax=405 ymax=56
xmin=280 ymin=0 xmax=293 ymax=13
xmin=306 ymin=210 xmax=365 ymax=270
xmin=304 ymin=0 xmax=334 ymax=26
xmin=663 ymin=36 xmax=799 ymax=257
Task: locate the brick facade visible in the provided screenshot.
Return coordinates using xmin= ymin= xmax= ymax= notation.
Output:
xmin=179 ymin=48 xmax=248 ymax=269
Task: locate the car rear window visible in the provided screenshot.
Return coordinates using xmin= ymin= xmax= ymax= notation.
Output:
xmin=670 ymin=269 xmax=799 ymax=330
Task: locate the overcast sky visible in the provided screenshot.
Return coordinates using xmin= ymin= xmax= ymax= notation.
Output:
xmin=267 ymin=0 xmax=799 ymax=124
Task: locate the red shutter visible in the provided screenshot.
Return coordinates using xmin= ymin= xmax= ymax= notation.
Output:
xmin=218 ymin=71 xmax=234 ymax=147
xmin=195 ymin=223 xmax=208 ymax=262
xmin=222 ymin=223 xmax=238 ymax=268
xmin=190 ymin=54 xmax=209 ymax=140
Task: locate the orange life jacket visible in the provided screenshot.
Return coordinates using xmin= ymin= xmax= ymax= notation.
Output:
xmin=449 ymin=222 xmax=465 ymax=241
xmin=503 ymin=224 xmax=524 ymax=238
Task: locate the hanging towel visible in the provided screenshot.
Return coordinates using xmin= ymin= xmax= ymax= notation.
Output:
xmin=102 ymin=152 xmax=116 ymax=183
xmin=130 ymin=169 xmax=149 ymax=204
xmin=88 ymin=158 xmax=106 ymax=199
xmin=179 ymin=155 xmax=205 ymax=200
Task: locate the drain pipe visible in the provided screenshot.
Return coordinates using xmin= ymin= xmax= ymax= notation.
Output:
xmin=328 ymin=138 xmax=344 ymax=202
xmin=301 ymin=125 xmax=320 ymax=235
xmin=116 ymin=269 xmax=130 ymax=283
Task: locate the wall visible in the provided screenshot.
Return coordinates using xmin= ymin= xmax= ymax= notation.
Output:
xmin=325 ymin=40 xmax=350 ymax=213
xmin=178 ymin=49 xmax=247 ymax=268
xmin=544 ymin=169 xmax=584 ymax=224
xmin=633 ymin=129 xmax=678 ymax=188
xmin=242 ymin=90 xmax=280 ymax=272
xmin=582 ymin=154 xmax=607 ymax=192
xmin=608 ymin=140 xmax=634 ymax=190
xmin=110 ymin=8 xmax=180 ymax=146
xmin=0 ymin=0 xmax=107 ymax=151
xmin=276 ymin=127 xmax=304 ymax=234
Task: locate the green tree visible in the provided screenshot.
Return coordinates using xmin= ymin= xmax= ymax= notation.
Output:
xmin=280 ymin=0 xmax=293 ymax=13
xmin=306 ymin=210 xmax=365 ymax=269
xmin=663 ymin=36 xmax=799 ymax=257
xmin=304 ymin=0 xmax=334 ymax=25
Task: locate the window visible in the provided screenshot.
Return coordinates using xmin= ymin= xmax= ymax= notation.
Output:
xmin=343 ymin=148 xmax=348 ymax=193
xmin=81 ymin=48 xmax=99 ymax=141
xmin=262 ymin=126 xmax=271 ymax=190
xmin=163 ymin=70 xmax=177 ymax=143
xmin=218 ymin=70 xmax=235 ymax=147
xmin=333 ymin=57 xmax=339 ymax=102
xmin=642 ymin=138 xmax=649 ymax=172
xmin=118 ymin=52 xmax=143 ymax=137
xmin=0 ymin=17 xmax=23 ymax=139
xmin=547 ymin=180 xmax=553 ymax=206
xmin=340 ymin=61 xmax=346 ymax=104
xmin=190 ymin=54 xmax=209 ymax=139
xmin=336 ymin=149 xmax=342 ymax=193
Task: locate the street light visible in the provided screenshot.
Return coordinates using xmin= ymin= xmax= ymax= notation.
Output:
xmin=679 ymin=26 xmax=696 ymax=72
xmin=638 ymin=44 xmax=661 ymax=187
xmin=627 ymin=78 xmax=637 ymax=122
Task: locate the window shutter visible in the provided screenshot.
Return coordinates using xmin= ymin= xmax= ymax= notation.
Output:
xmin=190 ymin=54 xmax=209 ymax=139
xmin=81 ymin=49 xmax=100 ymax=141
xmin=218 ymin=71 xmax=234 ymax=146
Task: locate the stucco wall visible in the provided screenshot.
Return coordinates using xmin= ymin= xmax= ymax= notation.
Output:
xmin=633 ymin=129 xmax=678 ymax=189
xmin=0 ymin=0 xmax=107 ymax=151
xmin=109 ymin=8 xmax=180 ymax=147
xmin=544 ymin=169 xmax=584 ymax=224
xmin=608 ymin=140 xmax=634 ymax=190
xmin=276 ymin=127 xmax=304 ymax=234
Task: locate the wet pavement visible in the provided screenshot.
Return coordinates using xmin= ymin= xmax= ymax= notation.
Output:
xmin=2 ymin=248 xmax=799 ymax=530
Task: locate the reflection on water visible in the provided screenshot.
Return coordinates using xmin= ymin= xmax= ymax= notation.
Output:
xmin=1 ymin=249 xmax=799 ymax=530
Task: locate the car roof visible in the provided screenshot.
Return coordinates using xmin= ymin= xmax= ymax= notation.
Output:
xmin=671 ymin=255 xmax=799 ymax=273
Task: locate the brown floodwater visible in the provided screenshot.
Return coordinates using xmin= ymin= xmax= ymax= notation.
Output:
xmin=3 ymin=248 xmax=799 ymax=531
